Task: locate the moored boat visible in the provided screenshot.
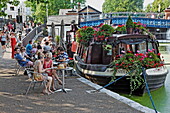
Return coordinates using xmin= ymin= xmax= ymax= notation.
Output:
xmin=73 ymin=32 xmax=168 ymax=96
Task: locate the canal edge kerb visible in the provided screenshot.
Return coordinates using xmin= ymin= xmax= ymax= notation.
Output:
xmin=77 ymin=77 xmax=159 ymax=113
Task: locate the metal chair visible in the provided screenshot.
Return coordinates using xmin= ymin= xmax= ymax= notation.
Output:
xmin=14 ymin=59 xmax=32 ymax=76
xmin=25 ymin=70 xmax=47 ymax=95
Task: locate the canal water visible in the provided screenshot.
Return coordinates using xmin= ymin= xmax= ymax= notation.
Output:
xmin=122 ymin=44 xmax=170 ymax=113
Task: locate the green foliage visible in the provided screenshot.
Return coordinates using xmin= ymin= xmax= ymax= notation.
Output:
xmin=25 ymin=0 xmax=85 ymax=23
xmin=115 ymin=25 xmax=126 ymax=32
xmin=55 ymin=35 xmax=60 ymax=45
xmin=111 ymin=51 xmax=163 ymax=94
xmin=103 ymin=0 xmax=144 ymax=13
xmin=76 ymin=26 xmax=95 ymax=46
xmin=145 ymin=0 xmax=170 ymax=13
xmin=33 ymin=3 xmax=46 ymax=23
xmin=0 ymin=0 xmax=20 ymax=16
xmin=97 ymin=24 xmax=115 ymax=37
xmin=126 ymin=16 xmax=134 ymax=28
xmin=103 ymin=44 xmax=112 ymax=51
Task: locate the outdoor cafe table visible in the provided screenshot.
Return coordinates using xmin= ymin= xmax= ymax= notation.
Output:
xmin=53 ymin=61 xmax=72 ymax=93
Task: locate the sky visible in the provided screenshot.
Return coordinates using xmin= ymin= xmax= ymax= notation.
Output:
xmin=86 ymin=0 xmax=155 ymax=11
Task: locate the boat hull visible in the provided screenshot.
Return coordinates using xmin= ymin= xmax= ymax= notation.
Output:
xmin=74 ymin=55 xmax=168 ymax=96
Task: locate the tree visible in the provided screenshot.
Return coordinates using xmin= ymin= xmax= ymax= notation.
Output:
xmin=102 ymin=0 xmax=144 ymax=13
xmin=34 ymin=3 xmax=46 ymax=23
xmin=0 ymin=0 xmax=20 ymax=16
xmin=145 ymin=0 xmax=170 ymax=13
xmin=25 ymin=0 xmax=85 ymax=23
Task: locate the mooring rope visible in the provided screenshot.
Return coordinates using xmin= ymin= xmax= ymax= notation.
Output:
xmin=90 ymin=69 xmax=134 ymax=93
xmin=142 ymin=67 xmax=158 ymax=113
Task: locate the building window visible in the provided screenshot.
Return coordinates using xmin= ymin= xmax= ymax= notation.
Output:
xmin=8 ymin=15 xmax=12 ymax=19
xmin=10 ymin=7 xmax=14 ymax=11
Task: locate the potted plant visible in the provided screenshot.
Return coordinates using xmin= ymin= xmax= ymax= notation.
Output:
xmin=94 ymin=24 xmax=114 ymax=42
xmin=76 ymin=26 xmax=94 ymax=47
xmin=115 ymin=25 xmax=126 ymax=34
xmin=126 ymin=16 xmax=134 ymax=34
xmin=111 ymin=50 xmax=163 ymax=94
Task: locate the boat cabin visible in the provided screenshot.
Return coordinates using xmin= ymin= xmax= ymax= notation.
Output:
xmin=76 ymin=34 xmax=159 ymax=65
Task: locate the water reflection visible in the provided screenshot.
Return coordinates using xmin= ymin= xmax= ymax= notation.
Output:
xmin=122 ymin=44 xmax=170 ymax=113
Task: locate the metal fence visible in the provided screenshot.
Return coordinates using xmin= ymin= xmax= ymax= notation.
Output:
xmin=80 ymin=17 xmax=170 ymax=28
xmin=22 ymin=24 xmax=45 ymax=46
xmin=80 ymin=12 xmax=170 ymax=28
xmin=80 ymin=12 xmax=165 ymax=22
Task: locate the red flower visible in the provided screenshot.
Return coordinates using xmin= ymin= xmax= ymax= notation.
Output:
xmin=116 ymin=64 xmax=119 ymax=66
xmin=139 ymin=53 xmax=144 ymax=56
xmin=127 ymin=51 xmax=132 ymax=53
xmin=157 ymin=53 xmax=161 ymax=56
xmin=82 ymin=26 xmax=88 ymax=29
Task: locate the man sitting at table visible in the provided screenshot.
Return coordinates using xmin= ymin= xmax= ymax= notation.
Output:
xmin=55 ymin=47 xmax=69 ymax=63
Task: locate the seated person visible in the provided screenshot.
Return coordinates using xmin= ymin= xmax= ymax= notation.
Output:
xmin=20 ymin=46 xmax=32 ymax=61
xmin=43 ymin=41 xmax=51 ymax=52
xmin=26 ymin=40 xmax=32 ymax=57
xmin=55 ymin=47 xmax=69 ymax=63
xmin=44 ymin=52 xmax=62 ymax=91
xmin=31 ymin=43 xmax=38 ymax=56
xmin=14 ymin=48 xmax=33 ymax=67
xmin=34 ymin=52 xmax=53 ymax=95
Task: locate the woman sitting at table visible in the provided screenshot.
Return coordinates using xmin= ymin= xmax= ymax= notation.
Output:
xmin=44 ymin=52 xmax=62 ymax=91
xmin=34 ymin=52 xmax=53 ymax=95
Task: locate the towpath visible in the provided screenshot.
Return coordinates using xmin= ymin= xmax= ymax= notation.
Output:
xmin=0 ymin=48 xmax=146 ymax=113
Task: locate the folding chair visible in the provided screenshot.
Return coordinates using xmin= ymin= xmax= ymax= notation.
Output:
xmin=25 ymin=70 xmax=47 ymax=95
xmin=14 ymin=59 xmax=32 ymax=76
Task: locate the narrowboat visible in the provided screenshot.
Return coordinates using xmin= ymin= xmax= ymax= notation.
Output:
xmin=73 ymin=34 xmax=168 ymax=95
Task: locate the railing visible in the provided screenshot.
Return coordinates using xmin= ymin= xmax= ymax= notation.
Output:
xmin=80 ymin=12 xmax=170 ymax=28
xmin=80 ymin=12 xmax=165 ymax=22
xmin=80 ymin=17 xmax=170 ymax=28
xmin=22 ymin=24 xmax=45 ymax=46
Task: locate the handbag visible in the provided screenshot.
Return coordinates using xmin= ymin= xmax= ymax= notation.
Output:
xmin=33 ymin=73 xmax=43 ymax=81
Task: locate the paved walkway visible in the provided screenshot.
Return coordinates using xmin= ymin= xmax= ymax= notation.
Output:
xmin=0 ymin=48 xmax=147 ymax=113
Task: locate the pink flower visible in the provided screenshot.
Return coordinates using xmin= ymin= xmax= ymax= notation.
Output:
xmin=121 ymin=51 xmax=126 ymax=53
xmin=93 ymin=28 xmax=99 ymax=31
xmin=148 ymin=49 xmax=152 ymax=52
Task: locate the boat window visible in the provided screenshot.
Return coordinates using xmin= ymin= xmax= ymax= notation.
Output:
xmin=138 ymin=42 xmax=147 ymax=53
xmin=119 ymin=42 xmax=147 ymax=54
xmin=148 ymin=42 xmax=153 ymax=50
